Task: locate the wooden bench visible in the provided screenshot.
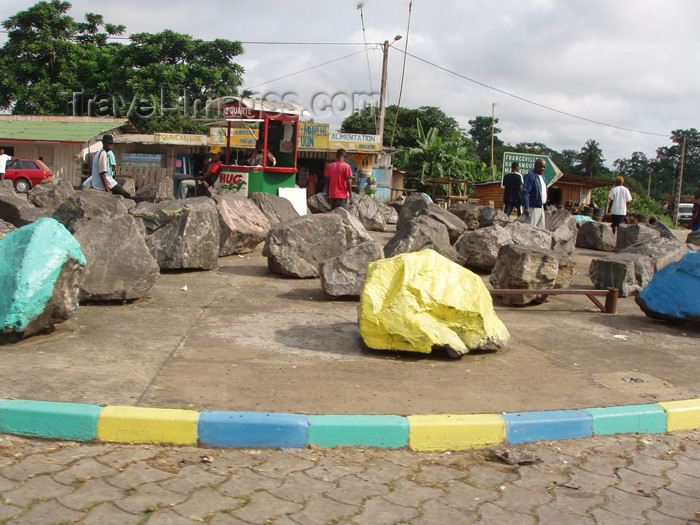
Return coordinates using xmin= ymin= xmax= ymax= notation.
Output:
xmin=489 ymin=288 xmax=619 ymax=314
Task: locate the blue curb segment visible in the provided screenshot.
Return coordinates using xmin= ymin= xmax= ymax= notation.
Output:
xmin=198 ymin=411 xmax=309 ymax=449
xmin=502 ymin=410 xmax=593 ymax=444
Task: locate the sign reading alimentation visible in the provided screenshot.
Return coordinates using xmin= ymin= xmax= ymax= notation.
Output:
xmin=502 ymin=152 xmax=564 ymax=186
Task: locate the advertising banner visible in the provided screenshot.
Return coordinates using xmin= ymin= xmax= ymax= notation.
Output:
xmin=218 ymin=170 xmax=249 ymax=196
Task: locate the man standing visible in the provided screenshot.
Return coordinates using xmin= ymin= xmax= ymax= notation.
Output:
xmin=502 ymin=161 xmax=523 ymax=217
xmin=0 ymin=148 xmax=12 ymax=181
xmin=91 ymin=135 xmax=132 ymax=199
xmin=173 ymin=146 xmax=222 ymax=199
xmin=521 ymin=158 xmax=548 ymax=228
xmin=690 ymin=188 xmax=700 ymax=233
xmin=608 ymin=176 xmax=633 ymax=234
xmin=325 ymin=148 xmax=354 ymax=210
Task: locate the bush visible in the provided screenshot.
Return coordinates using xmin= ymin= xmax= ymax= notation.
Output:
xmin=590 ymin=187 xmax=664 ymax=215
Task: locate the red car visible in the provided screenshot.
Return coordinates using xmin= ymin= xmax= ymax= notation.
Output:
xmin=4 ymin=158 xmax=53 ymax=192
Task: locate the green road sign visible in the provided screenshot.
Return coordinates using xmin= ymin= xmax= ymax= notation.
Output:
xmin=502 ymin=152 xmax=564 ymax=186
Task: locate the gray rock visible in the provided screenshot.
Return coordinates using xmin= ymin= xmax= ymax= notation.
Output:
xmin=348 ymin=196 xmax=387 ymax=232
xmin=615 ymin=223 xmax=660 ymax=251
xmin=307 ymin=192 xmax=331 ymax=214
xmin=618 ymin=236 xmax=687 ymax=272
xmin=384 ymin=216 xmax=465 ymax=265
xmin=73 ymin=214 xmax=160 ymax=302
xmin=575 ymin=221 xmax=616 ymax=251
xmin=398 ymin=193 xmax=467 ymax=243
xmin=133 ymin=177 xmax=174 ymax=203
xmin=589 ymin=253 xmax=655 ymax=297
xmin=505 ymin=221 xmax=553 ymax=250
xmin=648 ymin=220 xmax=677 ymax=241
xmin=332 ymin=207 xmax=374 ymax=247
xmin=249 ymin=192 xmax=300 ymax=225
xmin=454 ymin=225 xmax=513 ymax=273
xmin=27 ymin=179 xmax=75 ymax=211
xmin=546 ymin=209 xmax=578 ymax=255
xmin=478 ymin=206 xmax=509 ymax=228
xmin=320 ymin=240 xmax=384 ymax=299
xmin=489 ymin=244 xmax=560 ymax=306
xmin=0 ymin=219 xmax=15 ymax=241
xmin=0 ymin=193 xmax=35 ymax=227
xmin=130 ymin=197 xmax=221 ymax=270
xmin=554 ymin=255 xmax=578 ymax=289
xmin=687 ymin=230 xmax=700 ymax=249
xmin=215 ymin=196 xmax=270 ymax=256
xmin=263 ymin=213 xmax=348 ymax=278
xmin=0 ymin=180 xmax=15 ymax=195
xmin=378 ymin=201 xmax=399 ymax=224
xmin=447 ymin=202 xmax=482 ymax=230
xmin=0 ymin=219 xmax=85 ymax=339
xmin=53 ymin=190 xmax=131 ymax=233
xmin=15 ymin=206 xmax=53 ymax=227
xmin=396 ymin=192 xmax=433 ymax=229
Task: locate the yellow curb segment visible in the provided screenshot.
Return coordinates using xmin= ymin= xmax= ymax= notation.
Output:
xmin=408 ymin=414 xmax=505 ymax=451
xmin=97 ymin=406 xmax=199 ymax=445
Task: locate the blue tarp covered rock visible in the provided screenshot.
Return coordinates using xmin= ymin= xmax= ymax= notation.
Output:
xmin=635 ymin=251 xmax=699 ymax=326
xmin=0 ymin=218 xmax=86 ymax=338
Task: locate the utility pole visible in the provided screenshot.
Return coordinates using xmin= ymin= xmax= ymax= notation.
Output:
xmin=377 ymin=37 xmax=400 ymax=145
xmin=675 ymin=133 xmax=687 ymax=226
xmin=490 ymin=102 xmax=497 ymax=181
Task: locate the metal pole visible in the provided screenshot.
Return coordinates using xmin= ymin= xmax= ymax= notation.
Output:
xmin=377 ymin=40 xmax=389 ymax=146
xmin=491 ymin=103 xmax=496 ymax=181
xmin=675 ymin=134 xmax=687 ymax=226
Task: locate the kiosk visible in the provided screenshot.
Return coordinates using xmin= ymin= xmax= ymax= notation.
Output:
xmin=213 ymin=97 xmax=307 ymax=197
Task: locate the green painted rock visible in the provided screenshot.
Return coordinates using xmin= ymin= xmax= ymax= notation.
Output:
xmin=359 ymin=249 xmax=510 ymax=357
xmin=0 ymin=218 xmax=85 ymax=338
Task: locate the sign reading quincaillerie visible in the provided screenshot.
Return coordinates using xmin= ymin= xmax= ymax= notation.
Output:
xmin=154 ymin=133 xmax=208 ymax=145
xmin=502 ymin=152 xmax=563 ymax=186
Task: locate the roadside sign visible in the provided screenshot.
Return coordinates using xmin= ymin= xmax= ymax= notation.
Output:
xmin=502 ymin=152 xmax=563 ymax=186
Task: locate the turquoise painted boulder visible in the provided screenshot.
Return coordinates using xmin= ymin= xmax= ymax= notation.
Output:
xmin=635 ymin=250 xmax=699 ymax=326
xmin=0 ymin=218 xmax=86 ymax=338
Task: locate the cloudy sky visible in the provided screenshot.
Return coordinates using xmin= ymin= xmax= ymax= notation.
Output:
xmin=1 ymin=0 xmax=698 ymax=166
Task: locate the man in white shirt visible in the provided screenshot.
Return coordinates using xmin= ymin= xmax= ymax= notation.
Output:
xmin=90 ymin=135 xmax=132 ymax=199
xmin=0 ymin=148 xmax=12 ymax=180
xmin=608 ymin=176 xmax=632 ymax=234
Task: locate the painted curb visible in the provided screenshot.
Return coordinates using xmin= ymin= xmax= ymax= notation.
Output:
xmin=0 ymin=399 xmax=699 ymax=451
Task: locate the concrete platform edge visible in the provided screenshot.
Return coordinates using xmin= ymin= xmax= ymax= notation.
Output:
xmin=1 ymin=397 xmax=699 ymax=451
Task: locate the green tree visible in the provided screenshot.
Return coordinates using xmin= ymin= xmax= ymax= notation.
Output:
xmin=577 ymin=139 xmax=606 ymax=177
xmin=467 ymin=115 xmax=503 ymax=166
xmin=655 ymin=129 xmax=700 ymax=197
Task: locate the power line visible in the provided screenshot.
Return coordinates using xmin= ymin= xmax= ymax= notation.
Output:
xmin=399 ymin=49 xmax=669 ymax=138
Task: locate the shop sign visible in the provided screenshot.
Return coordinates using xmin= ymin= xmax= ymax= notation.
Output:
xmin=329 ymin=131 xmax=381 ymax=152
xmin=297 ymin=122 xmax=329 ymax=149
xmin=218 ymin=170 xmax=248 ymax=196
xmin=154 ymin=133 xmax=208 ymax=145
xmin=210 ymin=127 xmax=259 ymax=147
xmin=222 ymin=103 xmax=258 ymax=119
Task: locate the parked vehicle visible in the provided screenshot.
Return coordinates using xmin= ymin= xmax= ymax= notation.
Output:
xmin=677 ymin=203 xmax=693 ymax=224
xmin=3 ymin=158 xmax=53 ymax=192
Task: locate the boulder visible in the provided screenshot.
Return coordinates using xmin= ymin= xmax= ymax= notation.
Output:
xmin=615 ymin=223 xmax=660 ymax=252
xmin=575 ymin=221 xmax=616 ymax=251
xmin=0 ymin=218 xmax=85 ymax=339
xmin=489 ymin=244 xmax=560 ymax=306
xmin=133 ymin=177 xmax=174 ymax=203
xmin=359 ymin=249 xmax=510 ymax=357
xmin=15 ymin=206 xmax=53 ymax=227
xmin=454 ymin=224 xmax=513 ymax=273
xmin=617 ymin=236 xmax=687 ymax=272
xmin=249 ymin=192 xmax=300 ymax=225
xmin=505 ymin=221 xmax=553 ymax=250
xmin=478 ymin=206 xmax=509 ymax=228
xmin=0 ymin=193 xmax=35 ymax=226
xmin=648 ymin=220 xmax=677 ymax=241
xmin=447 ymin=202 xmax=481 ymax=230
xmin=119 ymin=178 xmax=136 ymax=197
xmin=129 ymin=197 xmax=220 ymax=270
xmin=396 ymin=192 xmax=433 ymax=228
xmin=0 ymin=180 xmax=15 ymax=195
xmin=398 ymin=192 xmax=468 ymax=242
xmin=546 ymin=209 xmax=578 ymax=255
xmin=387 ymin=195 xmax=406 ymax=213
xmin=685 ymin=230 xmax=700 ymax=250
xmin=554 ymin=255 xmax=578 ymax=289
xmin=53 ymin=190 xmax=131 ymax=233
xmin=384 ymin=215 xmax=465 ymax=265
xmin=263 ymin=213 xmax=348 ymax=278
xmin=0 ymin=219 xmax=15 ymax=241
xmin=215 ymin=196 xmax=270 ymax=256
xmin=332 ymin=207 xmax=374 ymax=247
xmin=320 ymin=240 xmax=384 ymax=299
xmin=73 ymin=214 xmax=160 ymax=302
xmin=589 ymin=253 xmax=655 ymax=297
xmin=307 ymin=192 xmax=331 ymax=214
xmin=635 ymin=251 xmax=700 ymax=326
xmin=27 ymin=179 xmax=75 ymax=210
xmin=348 ymin=196 xmax=387 ymax=232
xmin=379 ymin=201 xmax=399 ymax=224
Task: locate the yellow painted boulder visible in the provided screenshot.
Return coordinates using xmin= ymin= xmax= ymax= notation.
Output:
xmin=358 ymin=249 xmax=509 ymax=356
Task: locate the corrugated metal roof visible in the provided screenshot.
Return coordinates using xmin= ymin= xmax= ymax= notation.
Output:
xmin=0 ymin=116 xmax=135 ymax=143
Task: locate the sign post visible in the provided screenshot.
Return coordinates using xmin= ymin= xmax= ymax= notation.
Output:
xmin=502 ymin=152 xmax=564 ymax=186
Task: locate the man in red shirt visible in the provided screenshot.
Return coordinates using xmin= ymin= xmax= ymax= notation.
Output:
xmin=173 ymin=146 xmax=222 ymax=199
xmin=325 ymin=148 xmax=354 ymax=210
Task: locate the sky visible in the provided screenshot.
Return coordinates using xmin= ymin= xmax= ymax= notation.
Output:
xmin=1 ymin=0 xmax=698 ymax=167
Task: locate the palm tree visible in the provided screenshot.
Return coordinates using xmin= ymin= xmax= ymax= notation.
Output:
xmin=578 ymin=139 xmax=605 ymax=177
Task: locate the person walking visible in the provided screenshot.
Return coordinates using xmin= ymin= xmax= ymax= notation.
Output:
xmin=325 ymin=148 xmax=354 ymax=210
xmin=608 ymin=176 xmax=633 ymax=234
xmin=521 ymin=158 xmax=548 ymax=228
xmin=0 ymin=148 xmax=12 ymax=181
xmin=689 ymin=188 xmax=700 ymax=233
xmin=502 ymin=161 xmax=523 ymax=217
